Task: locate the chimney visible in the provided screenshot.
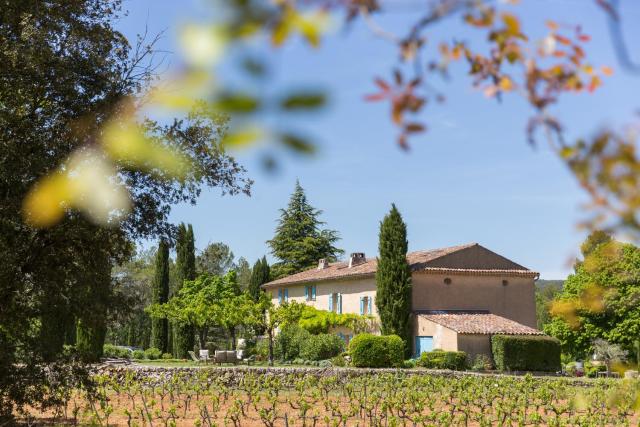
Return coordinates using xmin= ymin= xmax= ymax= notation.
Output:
xmin=348 ymin=252 xmax=366 ymax=268
xmin=318 ymin=258 xmax=329 ymax=269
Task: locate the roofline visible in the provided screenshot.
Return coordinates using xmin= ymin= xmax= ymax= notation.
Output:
xmin=415 ymin=313 xmax=545 ymax=335
xmin=261 ymin=267 xmax=539 ymax=289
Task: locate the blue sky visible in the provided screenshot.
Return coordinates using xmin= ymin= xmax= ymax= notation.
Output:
xmin=117 ymin=0 xmax=640 ymax=279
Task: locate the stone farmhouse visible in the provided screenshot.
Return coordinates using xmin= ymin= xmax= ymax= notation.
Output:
xmin=262 ymin=243 xmax=545 ymax=359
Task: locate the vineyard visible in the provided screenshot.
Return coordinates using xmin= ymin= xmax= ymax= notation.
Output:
xmin=19 ymin=367 xmax=640 ymax=426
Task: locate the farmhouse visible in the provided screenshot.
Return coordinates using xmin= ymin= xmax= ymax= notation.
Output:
xmin=262 ymin=243 xmax=544 ymax=359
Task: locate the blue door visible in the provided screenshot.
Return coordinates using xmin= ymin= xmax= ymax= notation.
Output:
xmin=415 ymin=336 xmax=433 ymax=358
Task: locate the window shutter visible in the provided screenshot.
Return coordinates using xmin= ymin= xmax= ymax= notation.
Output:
xmin=284 ymin=288 xmax=288 ymax=301
xmin=338 ymin=293 xmax=342 ymax=314
xmin=328 ymin=293 xmax=333 ymax=311
xmin=304 ymin=286 xmax=308 ymax=299
xmin=360 ymin=297 xmax=364 ymax=315
xmin=278 ymin=289 xmax=282 ymax=304
xmin=312 ymin=285 xmax=316 ymax=300
xmin=368 ymin=297 xmax=372 ymax=315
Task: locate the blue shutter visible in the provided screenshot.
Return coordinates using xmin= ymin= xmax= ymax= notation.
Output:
xmin=368 ymin=297 xmax=372 ymax=315
xmin=304 ymin=286 xmax=308 ymax=300
xmin=360 ymin=297 xmax=364 ymax=315
xmin=328 ymin=293 xmax=333 ymax=311
xmin=278 ymin=289 xmax=282 ymax=304
xmin=338 ymin=293 xmax=342 ymax=314
xmin=284 ymin=288 xmax=288 ymax=302
xmin=312 ymin=285 xmax=316 ymax=300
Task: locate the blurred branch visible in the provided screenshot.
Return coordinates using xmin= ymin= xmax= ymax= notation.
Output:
xmin=597 ymin=0 xmax=640 ymax=74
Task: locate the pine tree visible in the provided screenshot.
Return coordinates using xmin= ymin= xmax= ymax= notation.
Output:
xmin=268 ymin=180 xmax=342 ymax=278
xmin=150 ymin=239 xmax=170 ymax=353
xmin=375 ymin=204 xmax=412 ymax=357
xmin=249 ymin=256 xmax=271 ymax=301
xmin=173 ymin=224 xmax=196 ymax=358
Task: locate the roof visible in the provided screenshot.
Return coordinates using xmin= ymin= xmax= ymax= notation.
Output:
xmin=262 ymin=243 xmax=538 ymax=288
xmin=417 ymin=312 xmax=543 ymax=335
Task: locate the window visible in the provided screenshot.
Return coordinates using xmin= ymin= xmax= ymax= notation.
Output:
xmin=304 ymin=285 xmax=316 ymax=301
xmin=277 ymin=288 xmax=289 ymax=304
xmin=360 ymin=296 xmax=373 ymax=315
xmin=328 ymin=293 xmax=342 ymax=313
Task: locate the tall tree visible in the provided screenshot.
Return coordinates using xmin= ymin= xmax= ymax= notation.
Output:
xmin=375 ymin=204 xmax=412 ymax=357
xmin=173 ymin=223 xmax=196 ymax=357
xmin=235 ymin=257 xmax=252 ymax=289
xmin=197 ymin=242 xmax=236 ymax=276
xmin=150 ymin=240 xmax=170 ymax=352
xmin=249 ymin=256 xmax=271 ymax=302
xmin=268 ymin=180 xmax=342 ymax=278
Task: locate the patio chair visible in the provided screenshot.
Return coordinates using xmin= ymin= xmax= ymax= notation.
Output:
xmin=199 ymin=349 xmax=210 ymax=363
xmin=188 ymin=351 xmax=202 ymax=363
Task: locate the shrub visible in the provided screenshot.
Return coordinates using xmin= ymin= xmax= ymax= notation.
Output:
xmin=144 ymin=347 xmax=162 ymax=360
xmin=255 ymin=340 xmax=270 ymax=361
xmin=318 ymin=360 xmax=332 ymax=368
xmin=585 ymin=361 xmax=606 ymax=378
xmin=162 ymin=353 xmax=173 ymax=360
xmin=275 ymin=325 xmax=311 ymax=361
xmin=300 ymin=334 xmax=344 ymax=361
xmin=491 ymin=335 xmax=561 ymax=372
xmin=471 ymin=354 xmax=493 ymax=371
xmin=417 ymin=350 xmax=467 ymax=370
xmin=403 ymin=359 xmax=417 ymax=369
xmin=103 ymin=344 xmax=131 ymax=359
xmin=132 ymin=350 xmax=145 ymax=360
xmin=331 ymin=354 xmax=347 ymax=367
xmin=349 ymin=334 xmax=404 ymax=368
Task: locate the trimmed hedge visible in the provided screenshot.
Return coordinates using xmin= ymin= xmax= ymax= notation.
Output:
xmin=491 ymin=335 xmax=561 ymax=372
xmin=300 ymin=334 xmax=344 ymax=361
xmin=349 ymin=334 xmax=404 ymax=368
xmin=417 ymin=349 xmax=467 ymax=370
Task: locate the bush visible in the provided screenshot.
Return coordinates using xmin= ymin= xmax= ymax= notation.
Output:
xmin=417 ymin=350 xmax=467 ymax=370
xmin=349 ymin=334 xmax=404 ymax=368
xmin=585 ymin=361 xmax=606 ymax=378
xmin=471 ymin=354 xmax=493 ymax=371
xmin=132 ymin=350 xmax=145 ymax=360
xmin=331 ymin=354 xmax=347 ymax=367
xmin=318 ymin=359 xmax=332 ymax=368
xmin=103 ymin=344 xmax=131 ymax=359
xmin=162 ymin=353 xmax=173 ymax=360
xmin=299 ymin=334 xmax=344 ymax=361
xmin=256 ymin=340 xmax=270 ymax=361
xmin=403 ymin=359 xmax=417 ymax=369
xmin=144 ymin=347 xmax=162 ymax=360
xmin=491 ymin=335 xmax=561 ymax=372
xmin=275 ymin=325 xmax=311 ymax=361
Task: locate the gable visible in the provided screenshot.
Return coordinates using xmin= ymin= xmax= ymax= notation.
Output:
xmin=421 ymin=244 xmax=528 ymax=270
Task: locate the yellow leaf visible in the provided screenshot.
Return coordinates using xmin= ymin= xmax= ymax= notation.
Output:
xmin=23 ymin=172 xmax=71 ymax=227
xmin=499 ymin=76 xmax=514 ymax=91
xmin=502 ymin=13 xmax=520 ymax=36
xmin=222 ymin=127 xmax=265 ymax=149
xmin=601 ymin=66 xmax=614 ymax=76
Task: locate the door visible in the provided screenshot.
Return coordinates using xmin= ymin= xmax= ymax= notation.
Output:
xmin=415 ymin=336 xmax=433 ymax=358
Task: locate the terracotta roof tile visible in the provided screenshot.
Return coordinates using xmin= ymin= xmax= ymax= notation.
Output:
xmin=418 ymin=312 xmax=543 ymax=335
xmin=262 ymin=243 xmax=537 ymax=288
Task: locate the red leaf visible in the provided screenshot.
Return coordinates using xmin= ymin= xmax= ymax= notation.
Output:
xmin=374 ymin=78 xmax=390 ymax=91
xmin=578 ymin=34 xmax=591 ymax=43
xmin=364 ymin=93 xmax=387 ymax=102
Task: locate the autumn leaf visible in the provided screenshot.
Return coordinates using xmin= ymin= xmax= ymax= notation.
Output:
xmin=502 ymin=13 xmax=520 ymax=36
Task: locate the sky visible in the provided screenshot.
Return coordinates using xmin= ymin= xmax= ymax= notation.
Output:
xmin=116 ymin=0 xmax=640 ymax=279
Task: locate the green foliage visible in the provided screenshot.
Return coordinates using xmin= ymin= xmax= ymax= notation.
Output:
xmin=132 ymin=350 xmax=145 ymax=360
xmin=151 ymin=239 xmax=170 ymax=353
xmin=174 ymin=224 xmax=197 ymax=359
xmin=162 ymin=353 xmax=173 ymax=360
xmin=255 ymin=340 xmax=270 ymax=361
xmin=103 ymin=345 xmax=131 ymax=359
xmin=349 ymin=334 xmax=404 ymax=368
xmin=471 ymin=354 xmax=494 ymax=371
xmin=144 ymin=347 xmax=162 ymax=360
xmin=491 ymin=335 xmax=561 ymax=372
xmin=535 ymin=280 xmax=563 ymax=330
xmin=375 ymin=204 xmax=412 ymax=357
xmin=267 ymin=180 xmax=343 ymax=278
xmin=275 ymin=325 xmax=311 ymax=361
xmin=197 ymin=242 xmax=236 ymax=276
xmin=331 ymin=354 xmax=347 ymax=367
xmin=235 ymin=257 xmax=253 ymax=290
xmin=76 ymin=318 xmax=107 ymax=362
xmin=545 ymin=235 xmax=640 ymax=359
xmin=417 ymin=350 xmax=467 ymax=370
xmin=298 ymin=305 xmax=372 ymax=334
xmin=299 ymin=334 xmax=345 ymax=361
xmin=248 ymin=256 xmax=270 ymax=301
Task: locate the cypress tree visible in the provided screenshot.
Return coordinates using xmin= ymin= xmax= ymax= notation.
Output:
xmin=268 ymin=180 xmax=342 ymax=278
xmin=174 ymin=224 xmax=196 ymax=358
xmin=150 ymin=239 xmax=170 ymax=353
xmin=248 ymin=256 xmax=271 ymax=301
xmin=375 ymin=204 xmax=412 ymax=357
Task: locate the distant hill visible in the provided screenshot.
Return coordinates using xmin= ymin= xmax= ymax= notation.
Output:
xmin=536 ymin=279 xmax=564 ymax=291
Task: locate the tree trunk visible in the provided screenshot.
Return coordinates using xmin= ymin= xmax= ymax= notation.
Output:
xmin=230 ymin=327 xmax=237 ymax=350
xmin=268 ymin=329 xmax=274 ymax=366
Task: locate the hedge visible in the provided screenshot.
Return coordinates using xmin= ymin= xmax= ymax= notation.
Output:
xmin=417 ymin=349 xmax=467 ymax=370
xmin=491 ymin=335 xmax=561 ymax=372
xmin=299 ymin=333 xmax=344 ymax=361
xmin=349 ymin=334 xmax=404 ymax=368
